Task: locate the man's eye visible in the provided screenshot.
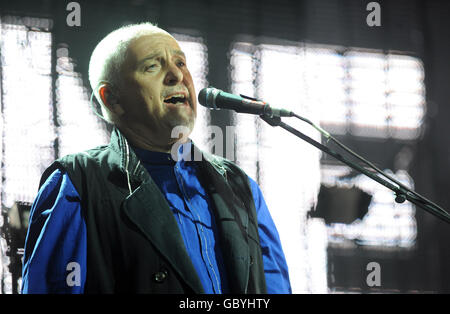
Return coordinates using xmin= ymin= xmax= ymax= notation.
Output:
xmin=144 ymin=64 xmax=158 ymax=71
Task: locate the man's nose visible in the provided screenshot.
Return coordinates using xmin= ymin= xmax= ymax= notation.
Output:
xmin=164 ymin=62 xmax=183 ymax=86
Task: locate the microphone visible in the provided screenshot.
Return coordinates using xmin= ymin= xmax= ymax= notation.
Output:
xmin=198 ymin=87 xmax=293 ymax=118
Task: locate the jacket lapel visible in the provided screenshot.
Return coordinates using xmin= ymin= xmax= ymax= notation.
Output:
xmin=112 ymin=128 xmax=203 ymax=293
xmin=121 ymin=178 xmax=204 ymax=294
xmin=200 ymin=151 xmax=251 ymax=294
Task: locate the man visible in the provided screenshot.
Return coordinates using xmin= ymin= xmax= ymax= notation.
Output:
xmin=21 ymin=22 xmax=291 ymax=294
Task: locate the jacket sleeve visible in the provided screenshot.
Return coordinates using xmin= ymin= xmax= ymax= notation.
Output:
xmin=21 ymin=169 xmax=87 ymax=294
xmin=248 ymin=176 xmax=292 ymax=294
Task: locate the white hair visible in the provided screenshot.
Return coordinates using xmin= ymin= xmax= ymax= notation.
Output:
xmin=88 ymin=22 xmax=173 ymax=122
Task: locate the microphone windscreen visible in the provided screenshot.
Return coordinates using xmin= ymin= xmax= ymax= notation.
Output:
xmin=198 ymin=88 xmax=208 ymax=107
xmin=198 ymin=87 xmax=222 ymax=109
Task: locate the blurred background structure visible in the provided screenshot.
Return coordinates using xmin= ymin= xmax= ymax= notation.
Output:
xmin=0 ymin=0 xmax=449 ymax=293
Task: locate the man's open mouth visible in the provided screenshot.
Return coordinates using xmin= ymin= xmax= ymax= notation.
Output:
xmin=163 ymin=93 xmax=189 ymax=106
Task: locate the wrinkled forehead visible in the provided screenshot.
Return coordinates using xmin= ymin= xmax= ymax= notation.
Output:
xmin=125 ymin=33 xmax=182 ymax=64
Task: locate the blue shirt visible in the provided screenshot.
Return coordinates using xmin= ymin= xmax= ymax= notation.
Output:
xmin=22 ymin=144 xmax=291 ymax=294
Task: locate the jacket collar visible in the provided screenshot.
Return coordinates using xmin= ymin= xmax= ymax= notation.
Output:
xmin=109 ymin=126 xmax=229 ymax=184
xmin=109 ymin=127 xmax=144 ymax=181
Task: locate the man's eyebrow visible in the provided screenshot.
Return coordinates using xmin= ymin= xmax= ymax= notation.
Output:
xmin=173 ymin=49 xmax=186 ymax=58
xmin=137 ymin=49 xmax=186 ymax=67
xmin=137 ymin=52 xmax=160 ymax=67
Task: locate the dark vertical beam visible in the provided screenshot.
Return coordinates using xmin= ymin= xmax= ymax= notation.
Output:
xmin=204 ymin=1 xmax=233 ymax=156
xmin=412 ymin=0 xmax=450 ymax=293
xmin=50 ymin=0 xmax=63 ymax=159
xmin=50 ymin=30 xmax=59 ymax=160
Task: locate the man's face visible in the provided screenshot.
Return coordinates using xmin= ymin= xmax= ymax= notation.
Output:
xmin=118 ymin=33 xmax=197 ymax=144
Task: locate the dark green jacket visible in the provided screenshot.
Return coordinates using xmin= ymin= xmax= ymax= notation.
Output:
xmin=40 ymin=128 xmax=266 ymax=293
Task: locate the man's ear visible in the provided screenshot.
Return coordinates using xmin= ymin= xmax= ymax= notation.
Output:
xmin=98 ymin=83 xmax=125 ymax=116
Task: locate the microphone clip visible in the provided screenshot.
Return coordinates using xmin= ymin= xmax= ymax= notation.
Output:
xmin=240 ymin=94 xmax=275 ymax=118
xmin=239 ymin=94 xmax=260 ymax=102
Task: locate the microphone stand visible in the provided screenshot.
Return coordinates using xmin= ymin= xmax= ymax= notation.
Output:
xmin=259 ymin=114 xmax=450 ymax=225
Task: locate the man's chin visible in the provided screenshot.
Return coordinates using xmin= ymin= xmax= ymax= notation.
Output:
xmin=168 ymin=108 xmax=195 ymax=126
xmin=167 ymin=115 xmax=195 ymax=137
